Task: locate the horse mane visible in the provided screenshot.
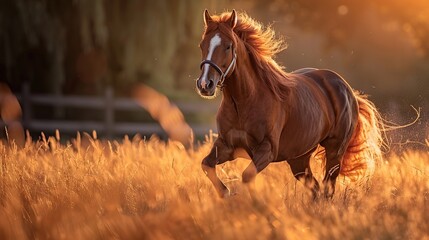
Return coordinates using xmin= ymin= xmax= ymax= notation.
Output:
xmin=207 ymin=11 xmax=295 ymax=101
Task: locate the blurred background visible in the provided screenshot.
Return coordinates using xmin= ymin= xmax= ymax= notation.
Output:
xmin=0 ymin=0 xmax=428 ymax=148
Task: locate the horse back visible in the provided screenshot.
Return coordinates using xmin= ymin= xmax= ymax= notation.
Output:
xmin=277 ymin=69 xmax=359 ymax=161
xmin=295 ymin=69 xmax=358 ymax=119
xmin=297 ymin=68 xmax=359 ymax=127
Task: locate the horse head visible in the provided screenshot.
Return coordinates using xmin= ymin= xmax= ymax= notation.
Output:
xmin=196 ymin=9 xmax=237 ymax=98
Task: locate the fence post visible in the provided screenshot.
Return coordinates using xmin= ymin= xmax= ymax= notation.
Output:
xmin=21 ymin=82 xmax=31 ymax=129
xmin=105 ymin=86 xmax=114 ymax=138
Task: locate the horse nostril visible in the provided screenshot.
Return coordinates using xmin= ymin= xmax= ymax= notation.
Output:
xmin=207 ymin=79 xmax=214 ymax=89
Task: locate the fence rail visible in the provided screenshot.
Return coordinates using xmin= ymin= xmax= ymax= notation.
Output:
xmin=11 ymin=83 xmax=218 ymax=138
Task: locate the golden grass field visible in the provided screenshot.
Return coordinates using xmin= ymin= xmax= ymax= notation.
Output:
xmin=0 ymin=131 xmax=428 ymax=240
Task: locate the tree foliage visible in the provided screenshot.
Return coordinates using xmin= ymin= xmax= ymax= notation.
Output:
xmin=0 ymin=0 xmax=223 ymax=95
xmin=1 ymin=0 xmax=427 ymax=97
xmin=259 ymin=0 xmax=429 ymax=57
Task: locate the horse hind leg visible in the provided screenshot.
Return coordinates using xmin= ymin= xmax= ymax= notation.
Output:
xmin=320 ymin=139 xmax=348 ymax=198
xmin=287 ymin=151 xmax=320 ymax=200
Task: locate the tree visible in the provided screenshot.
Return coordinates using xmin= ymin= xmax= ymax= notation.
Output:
xmin=0 ymin=0 xmax=224 ymax=96
xmin=256 ymin=0 xmax=429 ymax=57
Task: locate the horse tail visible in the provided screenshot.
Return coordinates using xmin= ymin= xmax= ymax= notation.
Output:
xmin=340 ymin=92 xmax=384 ymax=180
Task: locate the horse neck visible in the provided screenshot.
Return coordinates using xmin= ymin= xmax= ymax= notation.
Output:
xmin=222 ymin=40 xmax=260 ymax=102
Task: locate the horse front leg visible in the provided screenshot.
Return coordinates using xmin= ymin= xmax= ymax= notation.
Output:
xmin=240 ymin=140 xmax=285 ymax=234
xmin=201 ymin=139 xmax=233 ymax=198
xmin=242 ymin=139 xmax=273 ymax=183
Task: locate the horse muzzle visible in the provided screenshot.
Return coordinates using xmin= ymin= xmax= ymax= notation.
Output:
xmin=196 ymin=77 xmax=217 ymax=97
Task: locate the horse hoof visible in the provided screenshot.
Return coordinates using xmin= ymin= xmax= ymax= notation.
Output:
xmin=220 ymin=188 xmax=235 ymax=198
xmin=312 ymin=193 xmax=320 ymax=202
xmin=323 ymin=190 xmax=334 ymax=199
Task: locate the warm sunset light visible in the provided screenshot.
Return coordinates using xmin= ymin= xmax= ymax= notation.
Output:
xmin=0 ymin=1 xmax=428 ymax=239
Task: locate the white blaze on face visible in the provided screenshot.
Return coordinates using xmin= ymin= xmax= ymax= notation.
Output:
xmin=201 ymin=33 xmax=221 ymax=88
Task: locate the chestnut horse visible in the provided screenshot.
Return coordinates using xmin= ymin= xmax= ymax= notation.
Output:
xmin=196 ymin=10 xmax=383 ymax=199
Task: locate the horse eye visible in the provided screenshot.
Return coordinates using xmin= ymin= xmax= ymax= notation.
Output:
xmin=226 ymin=44 xmax=231 ymax=50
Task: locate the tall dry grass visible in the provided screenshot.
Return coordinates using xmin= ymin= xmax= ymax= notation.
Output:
xmin=0 ymin=131 xmax=428 ymax=239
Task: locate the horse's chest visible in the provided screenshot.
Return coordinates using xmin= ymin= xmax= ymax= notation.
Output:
xmin=224 ymin=129 xmax=256 ymax=149
xmin=218 ymin=103 xmax=267 ymax=151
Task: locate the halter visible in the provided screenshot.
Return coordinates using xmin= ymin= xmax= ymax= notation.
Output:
xmin=200 ymin=49 xmax=237 ymax=87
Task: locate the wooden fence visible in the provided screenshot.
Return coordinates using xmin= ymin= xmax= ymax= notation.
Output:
xmin=7 ymin=83 xmax=219 ymax=139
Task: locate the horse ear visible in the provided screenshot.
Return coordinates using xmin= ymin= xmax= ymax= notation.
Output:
xmin=229 ymin=9 xmax=238 ymax=29
xmin=204 ymin=9 xmax=213 ymax=26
